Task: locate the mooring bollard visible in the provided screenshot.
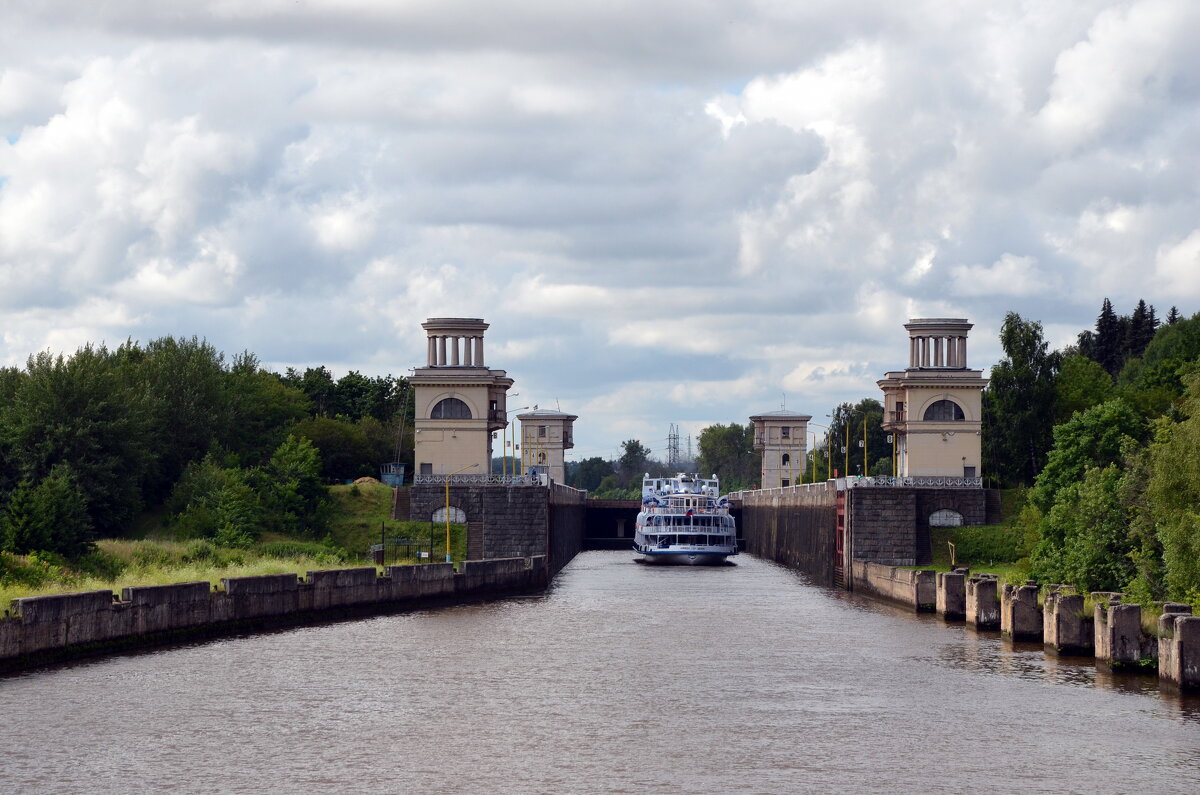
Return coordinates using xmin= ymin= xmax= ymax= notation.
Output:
xmin=1158 ymin=604 xmax=1198 ymax=692
xmin=936 ymin=571 xmax=966 ymax=621
xmin=1044 ymin=588 xmax=1094 ymax=656
xmin=1001 ymin=583 xmax=1042 ymax=642
xmin=966 ymin=575 xmax=999 ymax=630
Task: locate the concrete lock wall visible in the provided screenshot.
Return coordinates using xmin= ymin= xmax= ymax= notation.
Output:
xmin=0 ymin=557 xmax=548 ymax=672
xmin=738 ymin=483 xmax=837 ymax=585
xmin=846 ymin=488 xmax=917 ymax=566
xmin=851 ymin=561 xmax=936 ymax=611
xmin=1159 ymin=604 xmax=1198 ymax=691
xmin=409 ymin=483 xmax=585 ymax=573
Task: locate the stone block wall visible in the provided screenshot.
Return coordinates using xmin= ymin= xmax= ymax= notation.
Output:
xmin=847 ymin=488 xmax=917 ymax=566
xmin=0 ymin=557 xmax=548 ymax=673
xmin=738 ymin=483 xmax=837 ymax=585
xmin=547 ymin=484 xmax=586 ymax=577
xmin=409 ymin=484 xmax=555 ymax=561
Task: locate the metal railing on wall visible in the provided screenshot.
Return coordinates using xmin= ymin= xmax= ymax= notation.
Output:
xmin=413 ymin=473 xmax=542 ymax=486
xmin=845 ymin=475 xmax=983 ymax=489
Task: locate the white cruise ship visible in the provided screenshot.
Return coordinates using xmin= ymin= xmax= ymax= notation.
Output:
xmin=633 ymin=473 xmax=738 ymax=565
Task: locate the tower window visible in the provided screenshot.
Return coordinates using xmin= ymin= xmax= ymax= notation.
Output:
xmin=539 ymin=425 xmax=547 ymax=437
xmin=431 ymin=397 xmax=472 ymax=419
xmin=782 ymin=453 xmax=791 ymax=467
xmin=923 ymin=399 xmax=965 ymax=421
xmin=781 ymin=427 xmax=790 ymax=439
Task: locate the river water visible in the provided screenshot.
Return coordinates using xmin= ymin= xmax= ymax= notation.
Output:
xmin=2 ymin=551 xmax=1199 ymax=793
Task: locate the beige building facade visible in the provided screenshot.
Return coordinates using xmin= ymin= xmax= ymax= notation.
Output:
xmin=517 ymin=408 xmax=577 ymax=483
xmin=878 ymin=318 xmax=987 ymax=477
xmin=751 ymin=410 xmax=812 ymax=488
xmin=412 ymin=318 xmax=513 ymax=477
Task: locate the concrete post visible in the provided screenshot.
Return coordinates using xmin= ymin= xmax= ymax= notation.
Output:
xmin=1095 ymin=597 xmax=1147 ymax=671
xmin=1001 ymin=583 xmax=1042 ymax=641
xmin=936 ymin=571 xmax=966 ymax=621
xmin=966 ymin=576 xmax=999 ymax=629
xmin=1159 ymin=612 xmax=1200 ymax=692
xmin=1044 ymin=588 xmax=1094 ymax=655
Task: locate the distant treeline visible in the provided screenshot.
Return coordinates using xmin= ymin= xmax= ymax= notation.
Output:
xmin=0 ymin=337 xmax=414 ymax=558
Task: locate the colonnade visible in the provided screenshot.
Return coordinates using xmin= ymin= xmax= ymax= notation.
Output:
xmin=909 ymin=334 xmax=968 ymax=369
xmin=426 ymin=335 xmax=485 ymax=367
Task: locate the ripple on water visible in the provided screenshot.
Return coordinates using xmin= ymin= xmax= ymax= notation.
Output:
xmin=2 ymin=551 xmax=1200 ymax=794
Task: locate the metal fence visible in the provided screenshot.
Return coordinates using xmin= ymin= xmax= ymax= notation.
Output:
xmin=413 ymin=473 xmax=543 ymax=486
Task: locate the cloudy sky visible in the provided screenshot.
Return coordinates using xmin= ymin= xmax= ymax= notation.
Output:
xmin=2 ymin=1 xmax=1199 ymax=462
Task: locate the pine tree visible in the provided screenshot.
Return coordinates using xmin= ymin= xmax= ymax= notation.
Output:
xmin=1167 ymin=306 xmax=1181 ymax=325
xmin=1092 ymin=298 xmax=1122 ymax=378
xmin=1126 ymin=299 xmax=1153 ymax=361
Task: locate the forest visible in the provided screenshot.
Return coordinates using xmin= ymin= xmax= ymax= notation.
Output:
xmin=0 ymin=337 xmax=414 ymax=559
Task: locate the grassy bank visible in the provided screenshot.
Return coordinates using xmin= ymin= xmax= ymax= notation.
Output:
xmin=0 ymin=482 xmax=469 ymax=608
xmin=910 ymin=524 xmax=1031 ymax=585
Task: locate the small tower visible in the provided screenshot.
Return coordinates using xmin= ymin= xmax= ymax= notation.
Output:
xmin=411 ymin=318 xmax=513 ymax=476
xmin=517 ymin=408 xmax=577 ymax=483
xmin=750 ymin=410 xmax=811 ymax=488
xmin=878 ymin=318 xmax=987 ymax=478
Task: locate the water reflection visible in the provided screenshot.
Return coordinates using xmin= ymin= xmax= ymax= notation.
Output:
xmin=1 ymin=551 xmax=1199 ymax=793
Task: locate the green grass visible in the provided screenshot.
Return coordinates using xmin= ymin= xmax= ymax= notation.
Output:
xmin=906 ymin=524 xmax=1031 ymax=585
xmin=0 ymin=482 xmax=473 ymax=608
xmin=325 ymin=482 xmax=466 ymax=562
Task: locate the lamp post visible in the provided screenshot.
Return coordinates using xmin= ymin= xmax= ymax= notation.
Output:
xmin=444 ymin=462 xmax=478 ymax=563
xmin=808 ymin=421 xmax=831 ymax=484
xmin=501 ymin=403 xmax=529 ymax=477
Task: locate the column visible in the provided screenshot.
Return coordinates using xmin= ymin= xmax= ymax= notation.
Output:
xmin=437 ymin=335 xmax=447 ymax=366
xmin=463 ymin=337 xmax=473 ymax=366
xmin=475 ymin=336 xmax=485 ymax=367
xmin=427 ymin=336 xmax=436 ymax=366
xmin=451 ymin=336 xmax=460 ymax=366
xmin=960 ymin=335 xmax=968 ymax=368
xmin=909 ymin=337 xmax=917 ymax=368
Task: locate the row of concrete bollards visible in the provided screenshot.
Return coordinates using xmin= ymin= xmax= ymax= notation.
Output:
xmin=933 ymin=570 xmax=1200 ymax=691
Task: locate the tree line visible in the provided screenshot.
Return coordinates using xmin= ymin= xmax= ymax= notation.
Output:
xmin=982 ymin=300 xmax=1200 ymax=604
xmin=0 ymin=337 xmax=414 ymax=558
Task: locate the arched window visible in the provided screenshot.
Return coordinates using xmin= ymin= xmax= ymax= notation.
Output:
xmin=781 ymin=453 xmax=791 ymax=467
xmin=431 ymin=397 xmax=472 ymax=419
xmin=432 ymin=506 xmax=467 ymax=523
xmin=923 ymin=399 xmax=965 ymax=421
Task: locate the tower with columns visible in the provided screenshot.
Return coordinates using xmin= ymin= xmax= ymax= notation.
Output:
xmin=411 ymin=318 xmax=513 ymax=476
xmin=750 ymin=410 xmax=811 ymax=488
xmin=517 ymin=408 xmax=577 ymax=483
xmin=878 ymin=318 xmax=987 ymax=478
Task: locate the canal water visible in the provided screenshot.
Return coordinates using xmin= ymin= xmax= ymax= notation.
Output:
xmin=2 ymin=551 xmax=1199 ymax=793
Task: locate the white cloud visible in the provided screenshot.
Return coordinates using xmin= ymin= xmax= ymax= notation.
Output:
xmin=949 ymin=253 xmax=1049 ymax=298
xmin=2 ymin=1 xmax=1200 ymax=456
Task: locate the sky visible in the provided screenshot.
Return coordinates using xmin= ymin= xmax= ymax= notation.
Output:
xmin=2 ymin=1 xmax=1199 ymax=463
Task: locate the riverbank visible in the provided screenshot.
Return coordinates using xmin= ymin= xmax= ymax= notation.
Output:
xmin=0 ymin=556 xmax=547 ymax=673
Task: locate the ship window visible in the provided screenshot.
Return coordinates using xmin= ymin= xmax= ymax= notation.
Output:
xmin=923 ymin=399 xmax=964 ymax=421
xmin=431 ymin=397 xmax=472 ymax=419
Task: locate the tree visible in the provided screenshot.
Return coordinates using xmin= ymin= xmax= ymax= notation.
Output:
xmin=261 ymin=435 xmax=327 ymax=537
xmin=1125 ymin=299 xmax=1157 ymax=362
xmin=825 ymin=399 xmax=887 ymax=477
xmin=695 ymin=424 xmax=757 ymax=491
xmin=2 ymin=466 xmax=94 ymax=557
xmin=617 ymin=439 xmax=652 ymax=485
xmin=221 ymin=361 xmax=310 ymax=466
xmin=1 ymin=346 xmax=156 ymax=537
xmin=982 ymin=313 xmax=1061 ymax=486
xmin=1117 ymin=311 xmax=1200 ymax=405
xmin=1054 ymin=354 xmax=1112 ymax=424
xmin=1167 ymin=306 xmax=1181 ymax=325
xmin=571 ymin=456 xmax=612 ymax=492
xmin=1094 ymin=298 xmax=1123 ymax=378
xmin=1142 ymin=374 xmax=1200 ymax=601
